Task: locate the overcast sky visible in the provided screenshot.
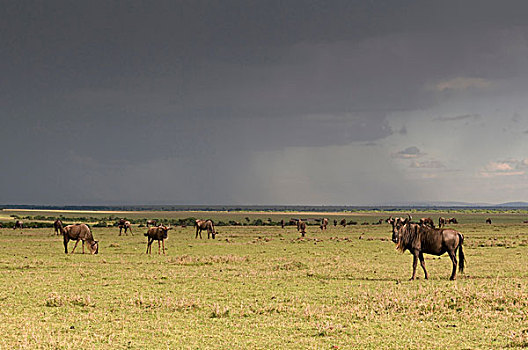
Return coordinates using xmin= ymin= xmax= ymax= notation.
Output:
xmin=2 ymin=0 xmax=528 ymax=205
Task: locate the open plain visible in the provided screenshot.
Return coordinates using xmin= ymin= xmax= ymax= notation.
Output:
xmin=0 ymin=210 xmax=527 ymax=349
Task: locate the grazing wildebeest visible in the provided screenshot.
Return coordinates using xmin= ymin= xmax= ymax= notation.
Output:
xmin=280 ymin=219 xmax=285 ymax=229
xmin=118 ymin=220 xmax=133 ymax=236
xmin=53 ymin=219 xmax=63 ymax=235
xmin=340 ymin=218 xmax=347 ymax=227
xmin=439 ymin=217 xmax=457 ymax=228
xmin=195 ymin=219 xmax=216 ymax=239
xmin=486 ymin=218 xmax=492 ymax=224
xmin=419 ymin=217 xmax=435 ymax=228
xmin=61 ymin=224 xmax=99 ymax=254
xmin=320 ymin=218 xmax=329 ymax=230
xmin=388 ymin=215 xmax=464 ymax=280
xmin=13 ymin=220 xmax=23 ymax=230
xmin=146 ymin=219 xmax=157 ymax=227
xmin=145 ymin=225 xmax=172 ymax=255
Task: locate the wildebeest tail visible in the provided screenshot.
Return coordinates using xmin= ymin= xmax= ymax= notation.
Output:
xmin=458 ymin=233 xmax=465 ymax=273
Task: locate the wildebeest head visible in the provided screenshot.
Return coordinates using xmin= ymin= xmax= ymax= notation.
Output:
xmin=389 ymin=215 xmax=411 ymax=244
xmin=160 ymin=225 xmax=172 ymax=239
xmin=90 ymin=241 xmax=99 ymax=254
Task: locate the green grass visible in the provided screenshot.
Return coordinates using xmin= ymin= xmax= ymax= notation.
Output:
xmin=0 ymin=211 xmax=527 ymax=349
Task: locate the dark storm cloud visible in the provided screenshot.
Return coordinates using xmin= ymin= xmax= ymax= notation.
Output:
xmin=2 ymin=0 xmax=528 ymax=204
xmin=392 ymin=146 xmax=424 ymax=159
xmin=433 ymin=114 xmax=481 ymax=122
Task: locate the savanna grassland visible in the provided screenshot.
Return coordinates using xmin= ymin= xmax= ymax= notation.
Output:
xmin=0 ymin=210 xmax=527 ymax=349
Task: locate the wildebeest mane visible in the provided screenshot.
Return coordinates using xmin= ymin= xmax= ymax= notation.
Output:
xmin=396 ymin=223 xmax=420 ymax=252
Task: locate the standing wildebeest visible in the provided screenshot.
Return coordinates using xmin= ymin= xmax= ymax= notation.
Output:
xmin=118 ymin=219 xmax=133 ymax=236
xmin=419 ymin=217 xmax=435 ymax=228
xmin=145 ymin=225 xmax=172 ymax=254
xmin=146 ymin=219 xmax=157 ymax=227
xmin=297 ymin=220 xmax=307 ymax=237
xmin=13 ymin=220 xmax=23 ymax=230
xmin=62 ymin=224 xmax=99 ymax=254
xmin=486 ymin=218 xmax=492 ymax=224
xmin=340 ymin=218 xmax=347 ymax=227
xmin=388 ymin=215 xmax=464 ymax=280
xmin=333 ymin=219 xmax=337 ymax=227
xmin=53 ymin=219 xmax=63 ymax=235
xmin=320 ymin=218 xmax=329 ymax=230
xmin=195 ymin=219 xmax=216 ymax=239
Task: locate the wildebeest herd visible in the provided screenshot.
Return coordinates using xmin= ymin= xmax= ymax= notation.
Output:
xmin=8 ymin=213 xmax=522 ymax=280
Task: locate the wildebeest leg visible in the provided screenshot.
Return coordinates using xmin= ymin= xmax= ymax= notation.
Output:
xmin=158 ymin=240 xmax=161 ymax=254
xmin=147 ymin=238 xmax=153 ymax=254
xmin=410 ymin=251 xmax=419 ymax=280
xmin=71 ymin=240 xmax=80 ymax=254
xmin=119 ymin=227 xmax=122 ymax=236
xmin=162 ymin=239 xmax=165 ymax=255
xmin=82 ymin=240 xmax=85 ymax=254
xmin=448 ymin=250 xmax=458 ymax=280
xmin=63 ymin=236 xmax=69 ymax=254
xmin=419 ymin=252 xmax=428 ymax=279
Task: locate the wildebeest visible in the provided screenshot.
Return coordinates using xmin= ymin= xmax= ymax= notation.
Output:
xmin=145 ymin=225 xmax=172 ymax=255
xmin=118 ymin=219 xmax=133 ymax=236
xmin=61 ymin=224 xmax=99 ymax=254
xmin=340 ymin=218 xmax=347 ymax=227
xmin=146 ymin=219 xmax=157 ymax=227
xmin=320 ymin=218 xmax=329 ymax=230
xmin=195 ymin=219 xmax=216 ymax=239
xmin=280 ymin=219 xmax=285 ymax=229
xmin=523 ymin=220 xmax=528 ymax=224
xmin=419 ymin=217 xmax=435 ymax=228
xmin=13 ymin=220 xmax=23 ymax=230
xmin=333 ymin=219 xmax=337 ymax=227
xmin=53 ymin=219 xmax=63 ymax=235
xmin=388 ymin=215 xmax=464 ymax=280
xmin=438 ymin=217 xmax=458 ymax=228
xmin=486 ymin=218 xmax=492 ymax=224
xmin=297 ymin=220 xmax=307 ymax=237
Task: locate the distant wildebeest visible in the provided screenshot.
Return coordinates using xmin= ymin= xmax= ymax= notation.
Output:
xmin=195 ymin=219 xmax=216 ymax=239
xmin=280 ymin=219 xmax=285 ymax=229
xmin=53 ymin=219 xmax=63 ymax=235
xmin=0 ymin=223 xmax=2 ymax=228
xmin=297 ymin=220 xmax=307 ymax=237
xmin=523 ymin=220 xmax=528 ymax=224
xmin=486 ymin=218 xmax=492 ymax=224
xmin=419 ymin=217 xmax=435 ymax=228
xmin=340 ymin=218 xmax=347 ymax=227
xmin=320 ymin=218 xmax=329 ymax=230
xmin=438 ymin=217 xmax=458 ymax=228
xmin=145 ymin=225 xmax=172 ymax=255
xmin=13 ymin=220 xmax=23 ymax=230
xmin=333 ymin=219 xmax=337 ymax=227
xmin=388 ymin=215 xmax=465 ymax=280
xmin=146 ymin=219 xmax=157 ymax=227
xmin=61 ymin=224 xmax=99 ymax=254
xmin=118 ymin=219 xmax=133 ymax=236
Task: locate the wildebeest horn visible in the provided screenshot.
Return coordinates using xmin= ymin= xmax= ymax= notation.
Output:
xmin=407 ymin=214 xmax=412 ymax=220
